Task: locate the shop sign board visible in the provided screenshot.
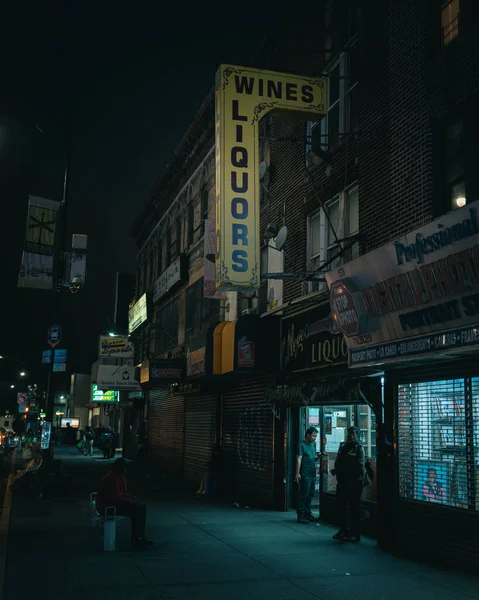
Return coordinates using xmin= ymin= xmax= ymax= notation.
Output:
xmin=325 ymin=201 xmax=479 ymax=365
xmin=215 ymin=64 xmax=326 ymax=291
xmin=96 ymin=365 xmax=141 ymax=391
xmin=91 ymin=384 xmax=118 ymax=403
xmin=186 ymin=347 xmax=206 ymax=377
xmin=98 ymin=336 xmax=134 ymax=358
xmin=140 ymin=359 xmax=184 ymax=385
xmin=281 ymin=301 xmax=347 ymax=376
xmin=153 ymin=254 xmax=188 ymax=303
xmin=128 ymin=294 xmax=148 ymax=334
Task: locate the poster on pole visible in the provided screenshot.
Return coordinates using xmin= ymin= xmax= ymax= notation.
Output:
xmin=18 ymin=195 xmax=61 ymax=290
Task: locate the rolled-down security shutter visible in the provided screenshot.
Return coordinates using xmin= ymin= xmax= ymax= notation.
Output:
xmin=147 ymin=387 xmax=185 ymax=476
xmin=184 ymin=394 xmax=217 ymax=484
xmin=395 ymin=371 xmax=479 ymax=572
xmin=222 ymin=376 xmax=275 ymax=507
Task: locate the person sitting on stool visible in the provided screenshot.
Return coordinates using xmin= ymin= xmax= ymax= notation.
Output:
xmin=96 ymin=458 xmax=152 ymax=551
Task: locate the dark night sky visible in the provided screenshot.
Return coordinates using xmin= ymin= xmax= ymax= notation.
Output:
xmin=0 ymin=2 xmax=294 ymax=401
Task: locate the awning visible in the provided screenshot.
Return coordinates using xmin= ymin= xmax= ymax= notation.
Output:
xmin=206 ymin=314 xmax=279 ymax=377
xmin=139 ymin=358 xmax=185 ymax=388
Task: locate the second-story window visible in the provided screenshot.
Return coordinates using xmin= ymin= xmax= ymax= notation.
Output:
xmin=309 ymin=50 xmax=357 ymax=155
xmin=188 ymin=202 xmax=194 ymax=247
xmin=166 ymin=229 xmax=172 ymax=267
xmin=200 ymin=187 xmax=208 ymax=237
xmin=155 ymin=297 xmax=179 ymax=355
xmin=185 ymin=277 xmax=220 ymax=342
xmin=442 ymin=0 xmax=460 ymax=46
xmin=176 ymin=217 xmax=182 ymax=257
xmin=308 ymin=185 xmax=359 ymax=279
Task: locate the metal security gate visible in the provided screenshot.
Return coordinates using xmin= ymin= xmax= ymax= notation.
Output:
xmin=147 ymin=388 xmax=185 ymax=476
xmin=395 ymin=366 xmax=479 ymax=571
xmin=184 ymin=394 xmax=217 ymax=484
xmin=222 ymin=376 xmax=275 ymax=507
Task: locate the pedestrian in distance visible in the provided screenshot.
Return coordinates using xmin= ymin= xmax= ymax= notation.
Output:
xmin=84 ymin=426 xmax=95 ymax=456
xmin=295 ymin=426 xmax=320 ymax=524
xmin=331 ymin=425 xmax=366 ymax=542
xmin=96 ymin=458 xmax=152 ymax=551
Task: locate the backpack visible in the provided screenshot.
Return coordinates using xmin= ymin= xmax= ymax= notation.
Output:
xmin=364 ymin=460 xmax=374 ymax=486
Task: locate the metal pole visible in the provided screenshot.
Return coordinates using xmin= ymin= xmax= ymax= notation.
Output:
xmin=44 ymin=122 xmax=71 ymax=455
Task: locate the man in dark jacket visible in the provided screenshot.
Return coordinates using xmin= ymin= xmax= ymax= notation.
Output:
xmin=96 ymin=458 xmax=152 ymax=550
xmin=332 ymin=425 xmax=366 ymax=542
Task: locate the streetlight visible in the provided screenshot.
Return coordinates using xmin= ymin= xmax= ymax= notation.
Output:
xmin=10 ymin=385 xmax=14 ymax=389
xmin=20 ymin=371 xmax=26 ymax=377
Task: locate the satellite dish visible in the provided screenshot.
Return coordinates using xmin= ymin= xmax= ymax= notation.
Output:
xmin=275 ymin=226 xmax=288 ymax=251
xmin=259 ymin=161 xmax=268 ymax=181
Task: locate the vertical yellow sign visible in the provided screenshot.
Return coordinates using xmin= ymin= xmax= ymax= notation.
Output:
xmin=215 ymin=64 xmax=326 ymax=291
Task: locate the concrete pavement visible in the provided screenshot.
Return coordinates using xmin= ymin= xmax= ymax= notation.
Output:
xmin=3 ymin=448 xmax=479 ymax=600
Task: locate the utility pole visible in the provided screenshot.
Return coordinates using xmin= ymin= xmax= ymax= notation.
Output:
xmin=43 ymin=122 xmax=72 ymax=458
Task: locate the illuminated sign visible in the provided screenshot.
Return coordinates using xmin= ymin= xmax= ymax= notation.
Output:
xmin=98 ymin=336 xmax=134 ymax=358
xmin=215 ymin=64 xmax=326 ymax=290
xmin=91 ymin=384 xmax=118 ymax=404
xmin=325 ymin=200 xmax=479 ymax=366
xmin=128 ymin=293 xmax=148 ymax=334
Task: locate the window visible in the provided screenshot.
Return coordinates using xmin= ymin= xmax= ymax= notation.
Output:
xmin=309 ymin=50 xmax=357 ymax=154
xmin=166 ymin=229 xmax=172 ymax=267
xmin=398 ymin=378 xmax=479 ymax=512
xmin=154 ymin=298 xmax=179 ymax=355
xmin=445 ymin=119 xmax=466 ymax=210
xmin=185 ymin=277 xmax=221 ymax=343
xmin=442 ymin=0 xmax=460 ymax=46
xmin=200 ymin=187 xmax=208 ymax=237
xmin=188 ymin=202 xmax=194 ymax=247
xmin=308 ymin=185 xmax=359 ymax=278
xmin=176 ymin=217 xmax=182 ymax=257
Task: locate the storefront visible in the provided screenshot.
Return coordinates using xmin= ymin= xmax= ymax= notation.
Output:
xmin=325 ymin=201 xmax=479 ymax=569
xmin=183 ymin=344 xmax=219 ymax=486
xmin=207 ymin=314 xmax=280 ymax=507
xmin=140 ymin=359 xmax=186 ymax=476
xmin=272 ymin=298 xmax=381 ymax=534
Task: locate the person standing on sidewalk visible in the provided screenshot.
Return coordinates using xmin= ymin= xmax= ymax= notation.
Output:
xmin=295 ymin=427 xmax=319 ymax=524
xmin=332 ymin=425 xmax=366 ymax=542
xmin=84 ymin=426 xmax=95 ymax=456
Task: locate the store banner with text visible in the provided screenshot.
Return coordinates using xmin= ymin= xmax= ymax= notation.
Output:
xmin=325 ymin=201 xmax=479 ymax=364
xmin=98 ymin=336 xmax=134 ymax=358
xmin=215 ymin=64 xmax=326 ymax=291
xmin=18 ymin=195 xmax=61 ymax=290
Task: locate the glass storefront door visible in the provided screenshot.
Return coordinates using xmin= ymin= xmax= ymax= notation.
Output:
xmin=304 ymin=403 xmax=378 ymax=514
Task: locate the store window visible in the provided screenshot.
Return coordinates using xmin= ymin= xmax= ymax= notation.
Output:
xmin=398 ymin=378 xmax=478 ymax=511
xmin=441 ymin=0 xmax=460 ymax=47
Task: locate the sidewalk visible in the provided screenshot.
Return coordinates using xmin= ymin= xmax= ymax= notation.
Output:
xmin=3 ymin=449 xmax=479 ymax=600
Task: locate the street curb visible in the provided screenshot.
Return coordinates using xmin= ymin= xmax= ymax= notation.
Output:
xmin=0 ymin=453 xmax=16 ymax=600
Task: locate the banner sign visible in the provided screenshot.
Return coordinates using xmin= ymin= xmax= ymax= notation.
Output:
xmin=47 ymin=324 xmax=62 ymax=348
xmin=281 ymin=301 xmax=347 ymax=376
xmin=91 ymin=383 xmax=119 ymax=403
xmin=128 ymin=293 xmax=148 ymax=334
xmin=215 ymin=64 xmax=326 ymax=291
xmin=17 ymin=393 xmax=27 ymax=405
xmin=325 ymin=201 xmax=479 ymax=365
xmin=350 ymin=324 xmax=479 ymax=366
xmin=18 ymin=195 xmax=61 ymax=290
xmin=153 ymin=254 xmax=188 ymax=304
xmin=96 ymin=365 xmax=141 ymax=391
xmin=186 ymin=347 xmax=206 ymax=377
xmin=98 ymin=336 xmax=134 ymax=358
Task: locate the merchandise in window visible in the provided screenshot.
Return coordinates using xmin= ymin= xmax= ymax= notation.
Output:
xmin=398 ymin=378 xmax=478 ymax=511
xmin=441 ymin=0 xmax=460 ymax=47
